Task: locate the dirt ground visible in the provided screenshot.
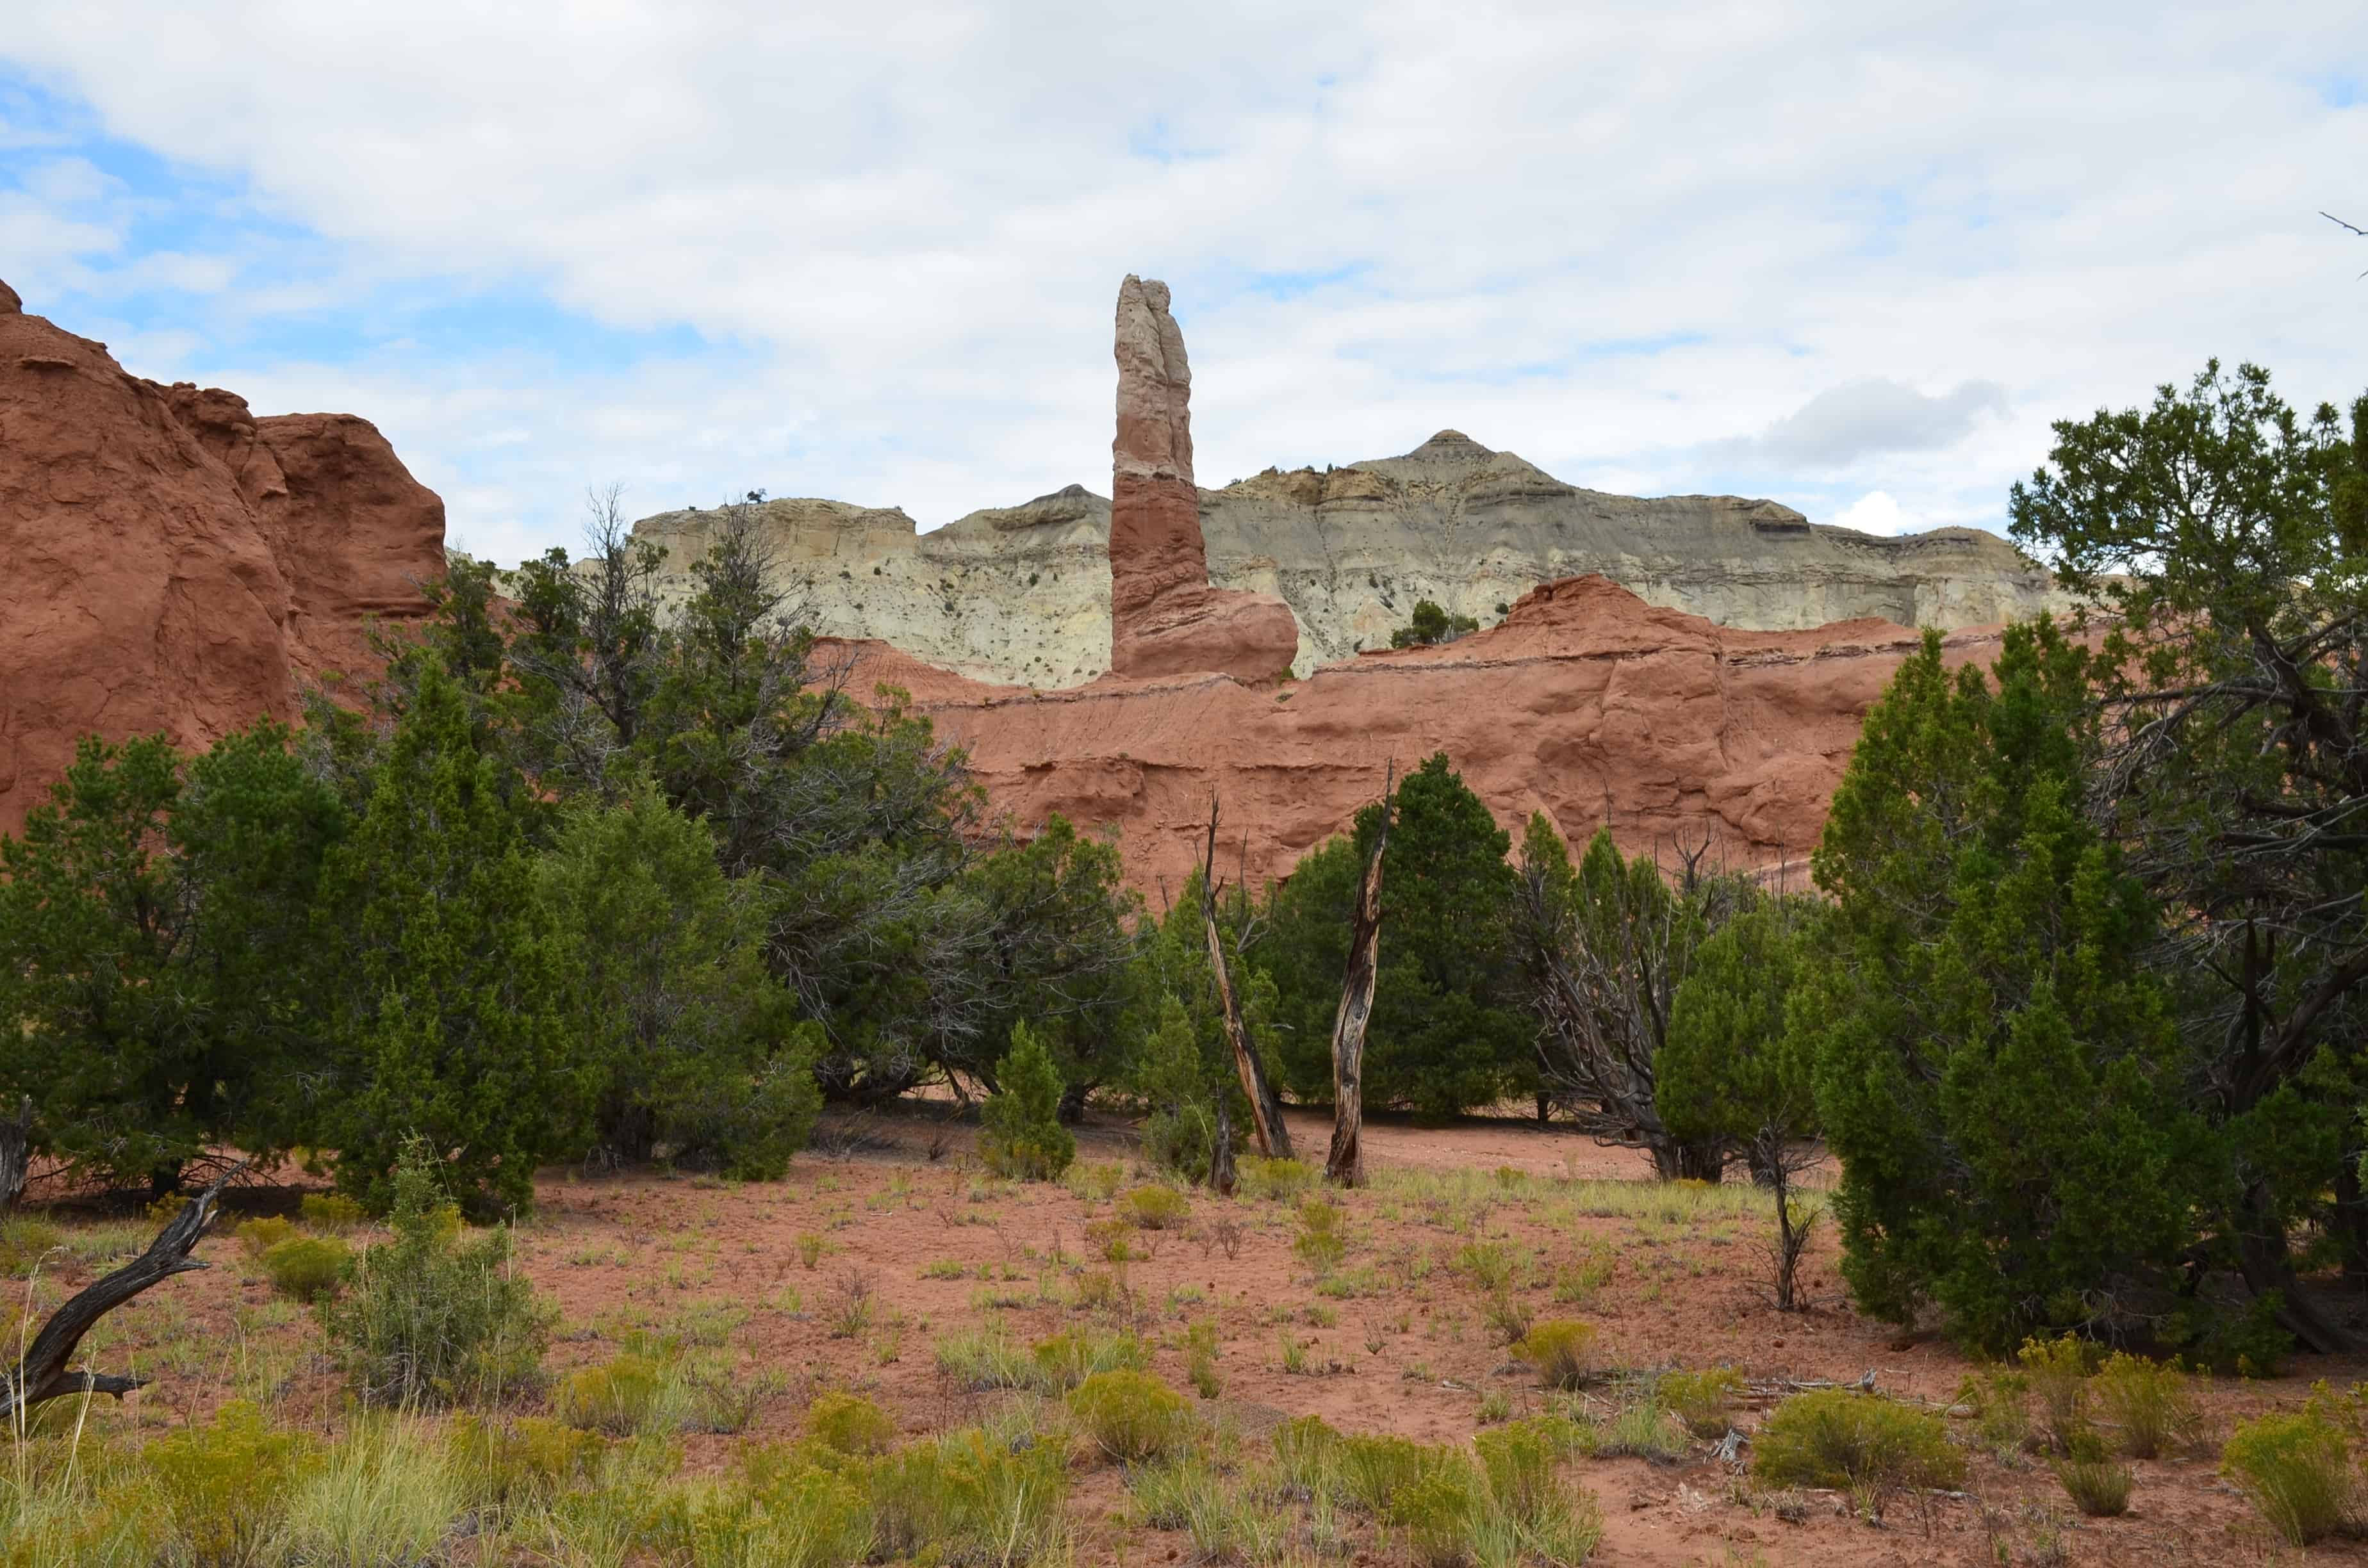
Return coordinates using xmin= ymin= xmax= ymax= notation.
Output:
xmin=18 ymin=1102 xmax=2368 ymax=1566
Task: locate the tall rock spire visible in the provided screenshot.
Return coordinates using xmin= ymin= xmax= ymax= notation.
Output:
xmin=1106 ymin=275 xmax=1297 ymax=683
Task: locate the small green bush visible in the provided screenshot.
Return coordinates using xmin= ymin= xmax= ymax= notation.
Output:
xmin=867 ymin=1428 xmax=1068 ymax=1563
xmin=555 ymin=1354 xmax=668 ymax=1436
xmin=1071 ymin=1369 xmax=1190 ymax=1462
xmin=2093 ymin=1351 xmax=2198 ymax=1459
xmin=1030 ymin=1328 xmax=1149 ymax=1391
xmin=1752 ymin=1389 xmax=1967 ymax=1494
xmin=1386 ymin=1462 xmax=1483 ymax=1568
xmin=1454 ymin=1240 xmax=1520 ymax=1292
xmin=1238 ymin=1157 xmax=1316 ymax=1202
xmin=321 ymin=1139 xmax=552 ymax=1408
xmin=2017 ymin=1333 xmax=2099 ymax=1455
xmin=1660 ymin=1366 xmax=1746 ymax=1439
xmin=261 ymin=1235 xmax=351 ymax=1302
xmin=236 ymin=1214 xmax=299 ymax=1261
xmin=299 ymin=1193 xmax=366 ymax=1234
xmin=1338 ymin=1434 xmax=1452 ymax=1516
xmin=1273 ymin=1414 xmax=1343 ymax=1496
xmin=445 ymin=1415 xmax=605 ymax=1508
xmin=1120 ymin=1185 xmax=1191 ymax=1230
xmin=1292 ymin=1200 xmax=1347 ymax=1273
xmin=2055 ymin=1455 xmax=2134 ymax=1517
xmin=1511 ymin=1320 xmax=1599 ymax=1391
xmin=806 ymin=1391 xmax=896 ymax=1455
xmin=978 ymin=1023 xmax=1075 ymax=1180
xmin=2221 ymin=1410 xmax=2353 ymax=1546
xmin=141 ymin=1401 xmax=319 ymax=1568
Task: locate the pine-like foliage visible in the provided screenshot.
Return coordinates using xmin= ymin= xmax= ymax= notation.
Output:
xmin=0 ymin=722 xmax=340 ymax=1191
xmin=320 ymin=659 xmax=589 ymax=1214
xmin=1802 ymin=622 xmax=2214 ymax=1350
xmin=1262 ymin=753 xmax=1529 ymax=1115
xmin=979 ymin=1022 xmax=1074 ymax=1180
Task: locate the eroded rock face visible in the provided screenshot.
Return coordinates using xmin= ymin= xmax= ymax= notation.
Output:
xmin=1105 ymin=275 xmax=1298 ymax=683
xmin=0 ymin=282 xmax=443 ymax=831
xmin=821 ymin=574 xmax=2000 ymax=894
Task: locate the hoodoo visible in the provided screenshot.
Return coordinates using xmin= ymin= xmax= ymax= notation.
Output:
xmin=1105 ymin=275 xmax=1299 ymax=683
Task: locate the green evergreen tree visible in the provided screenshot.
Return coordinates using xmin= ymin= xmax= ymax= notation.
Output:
xmin=1122 ymin=871 xmax=1272 ymax=1183
xmin=1261 ymin=753 xmax=1529 ymax=1115
xmin=1803 ymin=623 xmax=2217 ymax=1350
xmin=0 ymin=722 xmax=340 ymax=1191
xmin=535 ymin=776 xmax=819 ymax=1179
xmin=322 ymin=659 xmax=590 ymax=1214
xmin=978 ymin=1021 xmax=1074 ymax=1179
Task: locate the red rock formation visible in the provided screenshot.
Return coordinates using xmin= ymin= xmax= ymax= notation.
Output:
xmin=0 ymin=281 xmax=443 ymax=831
xmin=823 ymin=573 xmax=1997 ymax=895
xmin=1106 ymin=275 xmax=1298 ymax=683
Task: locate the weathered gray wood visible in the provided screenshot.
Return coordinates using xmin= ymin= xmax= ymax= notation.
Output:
xmin=0 ymin=1098 xmax=29 ymax=1215
xmin=1202 ymin=796 xmax=1293 ymax=1162
xmin=1326 ymin=765 xmax=1394 ymax=1188
xmin=2 ymin=1169 xmax=231 ymax=1424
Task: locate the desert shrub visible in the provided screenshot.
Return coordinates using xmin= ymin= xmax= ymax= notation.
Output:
xmin=1389 ymin=600 xmax=1479 ymax=649
xmin=1071 ymin=1369 xmax=1190 ymax=1462
xmin=1128 ymin=1455 xmax=1282 ymax=1558
xmin=1030 ymin=1329 xmax=1149 ymax=1391
xmin=2017 ymin=1333 xmax=2099 ymax=1455
xmin=1238 ymin=1156 xmax=1316 ymax=1202
xmin=1473 ymin=1420 xmax=1560 ymax=1519
xmin=806 ymin=1392 xmax=896 ymax=1455
xmin=1120 ymin=1184 xmax=1191 ymax=1230
xmin=445 ymin=1415 xmax=605 ymax=1508
xmin=978 ymin=1023 xmax=1074 ymax=1180
xmin=1957 ymin=1368 xmax=2033 ymax=1455
xmin=556 ymin=1354 xmax=668 ymax=1436
xmin=866 ymin=1427 xmax=1068 ymax=1563
xmin=1386 ymin=1461 xmax=1483 ymax=1568
xmin=1292 ymin=1200 xmax=1347 ymax=1273
xmin=2221 ymin=1410 xmax=2354 ymax=1546
xmin=236 ymin=1215 xmax=299 ymax=1261
xmin=1752 ymin=1389 xmax=1966 ymax=1494
xmin=261 ymin=1234 xmax=350 ymax=1302
xmin=272 ymin=1416 xmax=465 ymax=1567
xmin=2054 ymin=1453 xmax=2134 ymax=1517
xmin=685 ymin=1466 xmax=873 ymax=1568
xmin=1185 ymin=1318 xmax=1222 ymax=1400
xmin=1511 ymin=1319 xmax=1599 ymax=1391
xmin=796 ymin=1232 xmax=823 ymax=1270
xmin=2092 ymin=1351 xmax=2198 ymax=1459
xmin=299 ymin=1193 xmax=366 ymax=1234
xmin=320 ymin=1138 xmax=552 ymax=1407
xmin=1660 ymin=1366 xmax=1747 ymax=1439
xmin=141 ymin=1401 xmax=318 ymax=1568
xmin=1338 ymin=1434 xmax=1452 ymax=1516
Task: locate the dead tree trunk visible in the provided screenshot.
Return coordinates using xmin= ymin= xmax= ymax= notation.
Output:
xmin=1203 ymin=795 xmax=1294 ymax=1162
xmin=3 ymin=1168 xmax=234 ymax=1425
xmin=1326 ymin=765 xmax=1395 ymax=1188
xmin=0 ymin=1098 xmax=29 ymax=1216
xmin=1210 ymin=1093 xmax=1238 ymax=1197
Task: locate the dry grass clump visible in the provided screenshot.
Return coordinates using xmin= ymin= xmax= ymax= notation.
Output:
xmin=1119 ymin=1184 xmax=1191 ymax=1230
xmin=1659 ymin=1366 xmax=1747 ymax=1439
xmin=2221 ymin=1409 xmax=2355 ymax=1546
xmin=1752 ymin=1389 xmax=1967 ymax=1503
xmin=1510 ymin=1319 xmax=1598 ymax=1390
xmin=1070 ymin=1369 xmax=1190 ymax=1462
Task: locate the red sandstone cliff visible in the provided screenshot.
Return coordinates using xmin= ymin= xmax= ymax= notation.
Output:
xmin=826 ymin=574 xmax=1989 ymax=894
xmin=0 ymin=279 xmax=443 ymax=830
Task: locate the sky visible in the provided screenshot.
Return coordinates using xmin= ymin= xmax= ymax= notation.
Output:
xmin=2 ymin=4 xmax=2362 ymax=566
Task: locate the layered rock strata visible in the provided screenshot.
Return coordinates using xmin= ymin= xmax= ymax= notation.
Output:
xmin=0 ymin=280 xmax=443 ymax=833
xmin=1105 ymin=275 xmax=1297 ymax=683
xmin=818 ymin=573 xmax=1999 ymax=895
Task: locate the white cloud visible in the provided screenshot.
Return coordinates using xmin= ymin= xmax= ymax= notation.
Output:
xmin=1830 ymin=491 xmax=1915 ymax=537
xmin=0 ymin=3 xmax=2362 ymax=556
